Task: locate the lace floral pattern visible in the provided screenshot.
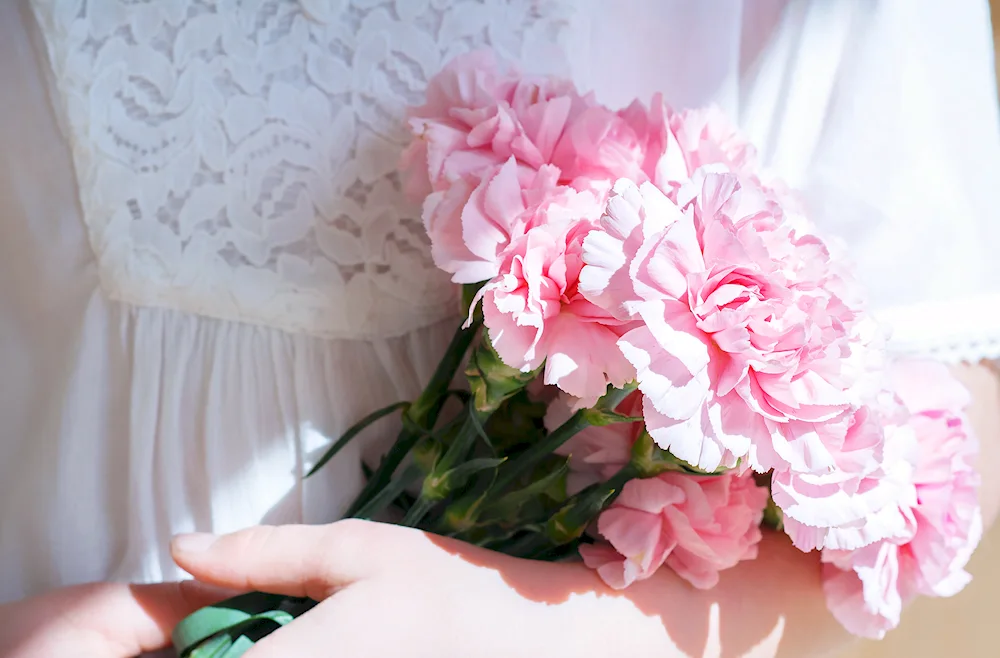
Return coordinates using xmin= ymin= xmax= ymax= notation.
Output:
xmin=30 ymin=0 xmax=574 ymax=338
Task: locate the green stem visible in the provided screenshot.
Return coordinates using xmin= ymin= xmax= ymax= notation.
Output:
xmin=489 ymin=382 xmax=637 ymax=497
xmin=514 ymin=461 xmax=640 ymax=557
xmin=400 ymin=496 xmax=437 ymax=527
xmin=346 ymin=321 xmax=479 ymax=517
xmin=598 ymin=461 xmax=641 ymax=501
xmin=439 ymin=407 xmax=489 ymax=472
xmin=403 ymin=407 xmax=489 ymax=528
xmin=491 ymin=410 xmax=590 ymax=495
xmin=495 ymin=531 xmax=546 ymax=558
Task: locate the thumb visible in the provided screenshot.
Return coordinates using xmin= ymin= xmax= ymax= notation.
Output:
xmin=171 ymin=520 xmax=384 ymax=600
xmin=111 ymin=581 xmax=239 ymax=654
xmin=9 ymin=581 xmax=236 ymax=656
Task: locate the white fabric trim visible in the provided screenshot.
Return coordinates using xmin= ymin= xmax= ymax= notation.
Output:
xmin=877 ymin=294 xmax=1000 ymax=363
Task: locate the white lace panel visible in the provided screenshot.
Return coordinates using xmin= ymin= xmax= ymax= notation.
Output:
xmin=30 ymin=0 xmax=574 ymax=339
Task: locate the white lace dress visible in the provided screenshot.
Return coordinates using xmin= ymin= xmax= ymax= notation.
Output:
xmin=1 ymin=0 xmax=999 ymax=602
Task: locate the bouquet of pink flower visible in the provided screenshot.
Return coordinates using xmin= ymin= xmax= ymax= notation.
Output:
xmin=173 ymin=51 xmax=981 ymax=656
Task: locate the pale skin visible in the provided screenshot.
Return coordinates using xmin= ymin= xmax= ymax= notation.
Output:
xmin=3 ymin=364 xmax=998 ymax=658
xmin=0 ymin=581 xmax=234 ymax=658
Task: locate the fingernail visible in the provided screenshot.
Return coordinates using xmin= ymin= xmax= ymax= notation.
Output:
xmin=172 ymin=532 xmax=218 ymax=554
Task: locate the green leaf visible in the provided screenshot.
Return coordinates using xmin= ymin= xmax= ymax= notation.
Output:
xmin=483 ymin=389 xmax=547 ymax=453
xmin=410 ymin=436 xmax=444 ymax=474
xmin=580 ymin=408 xmax=644 ymax=427
xmin=467 ymin=401 xmax=496 ymax=455
xmin=346 ymin=320 xmax=478 ymax=518
xmin=440 ymin=489 xmax=488 ymax=534
xmin=544 ymin=461 xmax=640 ymax=546
xmin=481 ymin=524 xmax=546 ymax=552
xmin=424 ymin=457 xmax=507 ymax=501
xmin=436 ymin=449 xmax=503 ymax=535
xmin=465 ymin=337 xmax=539 ymax=416
xmin=482 ymin=458 xmax=570 ymax=522
xmin=305 ymin=401 xmax=409 ymax=478
xmin=405 ymin=453 xmax=505 ymax=530
xmin=595 ymin=381 xmax=638 ymax=411
xmin=545 ymin=487 xmax=618 ymax=545
xmin=629 ymin=431 xmax=728 ymax=477
xmin=762 ymin=499 xmax=783 ymax=531
xmin=494 ymin=528 xmax=552 ymax=558
xmin=353 ymin=463 xmax=423 ymax=520
xmin=531 ymin=538 xmax=585 ymax=562
xmin=487 ymin=382 xmax=637 ymax=499
xmin=399 ymin=494 xmax=437 ymax=527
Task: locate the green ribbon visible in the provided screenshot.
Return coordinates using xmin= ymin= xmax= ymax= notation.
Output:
xmin=172 ymin=592 xmax=316 ymax=657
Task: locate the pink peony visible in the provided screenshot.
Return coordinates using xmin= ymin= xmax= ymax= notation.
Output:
xmin=820 ymin=360 xmax=982 ymax=639
xmin=580 ymin=174 xmax=866 ymax=473
xmin=477 ymin=219 xmax=636 ymax=402
xmin=581 ymin=471 xmax=768 ymax=589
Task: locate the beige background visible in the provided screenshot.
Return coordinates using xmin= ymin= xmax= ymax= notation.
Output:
xmin=835 ymin=6 xmax=1000 ymax=657
xmin=838 ymin=528 xmax=1000 ymax=657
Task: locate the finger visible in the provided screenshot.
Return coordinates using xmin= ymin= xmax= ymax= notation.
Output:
xmin=244 ymin=591 xmax=400 ymax=658
xmin=243 ymin=600 xmax=343 ymax=658
xmin=171 ymin=520 xmax=386 ymax=600
xmin=46 ymin=581 xmax=237 ymax=656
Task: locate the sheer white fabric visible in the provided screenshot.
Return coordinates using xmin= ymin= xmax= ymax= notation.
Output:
xmin=1 ymin=0 xmax=999 ymax=603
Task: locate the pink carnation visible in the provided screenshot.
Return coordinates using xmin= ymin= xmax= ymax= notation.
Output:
xmin=821 ymin=360 xmax=982 ymax=639
xmin=456 ymin=75 xmax=590 ymax=170
xmin=669 ymin=105 xmax=758 ymax=181
xmin=580 ymin=174 xmax=864 ymax=473
xmin=477 ymin=219 xmax=636 ymax=402
xmin=401 ymin=51 xmax=516 ymax=197
xmin=822 ymin=540 xmax=905 ymax=639
xmin=550 ymin=103 xmax=647 ymax=190
xmin=423 ymin=158 xmax=593 ymax=283
xmin=581 ymin=471 xmax=768 ymax=589
xmin=552 ymin=94 xmax=688 ymax=195
xmin=773 ymin=407 xmax=916 ymax=552
xmin=401 ymin=51 xmax=592 ymax=198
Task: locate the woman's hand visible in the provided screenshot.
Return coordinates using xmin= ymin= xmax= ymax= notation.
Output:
xmin=0 ymin=581 xmax=231 ymax=658
xmin=171 ymin=520 xmax=674 ymax=658
xmin=171 ymin=520 xmax=849 ymax=658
